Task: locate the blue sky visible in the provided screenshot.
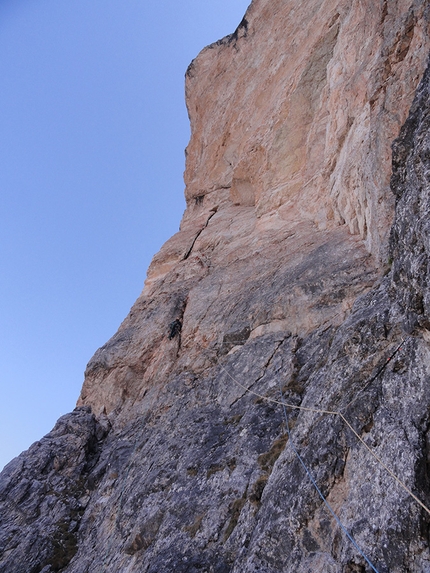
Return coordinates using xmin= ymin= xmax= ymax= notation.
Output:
xmin=0 ymin=0 xmax=250 ymax=470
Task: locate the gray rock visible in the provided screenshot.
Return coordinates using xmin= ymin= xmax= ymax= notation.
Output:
xmin=0 ymin=407 xmax=108 ymax=573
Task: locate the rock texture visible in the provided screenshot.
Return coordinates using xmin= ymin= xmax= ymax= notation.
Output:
xmin=2 ymin=1 xmax=430 ymax=572
xmin=183 ymin=0 xmax=430 ymax=259
xmin=78 ymin=0 xmax=430 ymax=420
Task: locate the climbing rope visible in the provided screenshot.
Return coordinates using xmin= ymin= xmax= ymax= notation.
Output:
xmin=215 ymin=338 xmax=430 ymax=517
xmin=278 ymin=381 xmax=380 ymax=572
xmin=98 ymin=334 xmax=427 ymax=573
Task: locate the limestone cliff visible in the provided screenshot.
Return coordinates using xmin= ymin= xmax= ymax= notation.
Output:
xmin=2 ymin=1 xmax=430 ymax=572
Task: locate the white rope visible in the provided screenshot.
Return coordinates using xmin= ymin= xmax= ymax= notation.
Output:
xmin=215 ymin=341 xmax=430 ymax=516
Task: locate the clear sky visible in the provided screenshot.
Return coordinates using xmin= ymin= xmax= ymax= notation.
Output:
xmin=0 ymin=0 xmax=250 ymax=470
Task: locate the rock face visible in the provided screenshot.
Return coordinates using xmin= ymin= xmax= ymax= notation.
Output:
xmin=183 ymin=0 xmax=430 ymax=259
xmin=2 ymin=1 xmax=430 ymax=572
xmin=79 ymin=0 xmax=430 ymax=420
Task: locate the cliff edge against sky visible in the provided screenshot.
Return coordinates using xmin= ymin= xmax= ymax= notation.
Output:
xmin=2 ymin=1 xmax=430 ymax=572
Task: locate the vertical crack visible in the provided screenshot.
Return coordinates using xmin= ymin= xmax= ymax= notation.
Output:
xmin=183 ymin=209 xmax=218 ymax=260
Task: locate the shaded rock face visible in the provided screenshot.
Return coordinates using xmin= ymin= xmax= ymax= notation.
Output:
xmin=3 ymin=1 xmax=430 ymax=572
xmin=0 ymin=408 xmax=109 ymax=573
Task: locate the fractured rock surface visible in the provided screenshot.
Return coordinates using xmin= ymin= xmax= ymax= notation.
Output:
xmin=2 ymin=1 xmax=430 ymax=572
xmin=183 ymin=0 xmax=430 ymax=259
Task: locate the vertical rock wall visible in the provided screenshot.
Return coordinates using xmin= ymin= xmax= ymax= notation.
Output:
xmin=183 ymin=0 xmax=430 ymax=260
xmin=78 ymin=0 xmax=430 ymax=418
xmin=2 ymin=1 xmax=430 ymax=572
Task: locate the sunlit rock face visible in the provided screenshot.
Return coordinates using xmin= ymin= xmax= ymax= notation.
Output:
xmin=184 ymin=0 xmax=430 ymax=257
xmin=3 ymin=1 xmax=430 ymax=572
xmin=79 ymin=0 xmax=430 ymax=417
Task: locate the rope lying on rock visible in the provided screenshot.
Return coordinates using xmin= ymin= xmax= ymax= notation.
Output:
xmin=217 ymin=337 xmax=430 ymax=517
xmin=278 ymin=380 xmax=380 ymax=573
xmin=209 ymin=335 xmax=430 ymax=571
xmin=98 ymin=334 xmax=421 ymax=571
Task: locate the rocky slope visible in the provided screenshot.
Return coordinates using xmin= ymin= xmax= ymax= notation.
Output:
xmin=2 ymin=1 xmax=430 ymax=572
